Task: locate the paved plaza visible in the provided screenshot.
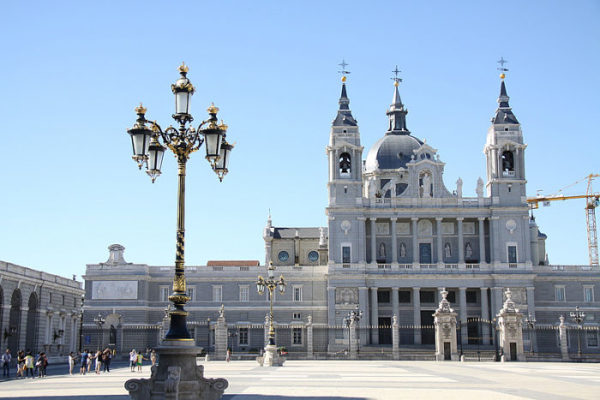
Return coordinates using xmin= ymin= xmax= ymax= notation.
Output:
xmin=0 ymin=360 xmax=598 ymax=400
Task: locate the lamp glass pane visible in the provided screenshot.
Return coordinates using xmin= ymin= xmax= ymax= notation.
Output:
xmin=204 ymin=131 xmax=223 ymax=158
xmin=148 ymin=146 xmax=165 ymax=171
xmin=175 ymin=92 xmax=189 ymax=114
xmin=132 ymin=131 xmax=150 ymax=156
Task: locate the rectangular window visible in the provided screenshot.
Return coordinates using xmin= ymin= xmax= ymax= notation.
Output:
xmin=292 ymin=327 xmax=303 ymax=345
xmin=398 ymin=290 xmax=411 ymax=303
xmin=293 ymin=312 xmax=301 ymax=320
xmin=293 ymin=286 xmax=302 ymax=302
xmin=213 ymin=285 xmax=223 ymax=302
xmin=584 ymin=286 xmax=594 ymax=303
xmin=420 ymin=291 xmax=435 ymax=303
xmin=508 ymin=245 xmax=517 ymax=263
xmin=377 ymin=290 xmax=391 ymax=303
xmin=240 ymin=285 xmax=249 ymax=302
xmin=160 ymin=287 xmax=170 ymax=302
xmin=555 ymin=286 xmax=566 ymax=302
xmin=62 ymin=295 xmax=65 ymax=305
xmin=187 ymin=287 xmax=195 ymax=302
xmin=49 ymin=292 xmax=52 ymax=304
xmin=466 ymin=290 xmax=477 ymax=304
xmin=239 ymin=328 xmax=249 ymax=346
xmin=586 ymin=330 xmax=598 ymax=347
xmin=342 ymin=246 xmax=351 ymax=263
xmin=447 ymin=290 xmax=456 ymax=303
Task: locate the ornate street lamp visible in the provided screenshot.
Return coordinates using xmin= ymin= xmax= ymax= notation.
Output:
xmin=524 ymin=313 xmax=536 ymax=355
xmin=343 ymin=308 xmax=362 ymax=355
xmin=126 ymin=63 xmax=233 ymax=341
xmin=256 ymin=262 xmax=286 ymax=346
xmin=570 ymin=306 xmax=586 ymax=357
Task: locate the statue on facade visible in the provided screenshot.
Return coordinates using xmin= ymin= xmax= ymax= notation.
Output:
xmin=465 ymin=242 xmax=473 ymax=259
xmin=456 ymin=177 xmax=463 ymax=198
xmin=422 ymin=173 xmax=432 ymax=198
xmin=476 ymin=177 xmax=484 ymax=197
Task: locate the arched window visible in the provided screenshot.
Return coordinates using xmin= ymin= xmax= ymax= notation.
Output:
xmin=339 ymin=153 xmax=351 ymax=174
xmin=501 ymin=151 xmax=514 ymax=172
xmin=25 ymin=292 xmax=39 ymax=352
xmin=8 ymin=289 xmax=22 ymax=353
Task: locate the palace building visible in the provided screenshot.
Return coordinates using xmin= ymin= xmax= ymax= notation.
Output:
xmin=82 ymin=73 xmax=599 ymax=358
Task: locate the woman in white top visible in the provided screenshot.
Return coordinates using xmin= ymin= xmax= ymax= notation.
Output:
xmin=68 ymin=352 xmax=75 ymax=375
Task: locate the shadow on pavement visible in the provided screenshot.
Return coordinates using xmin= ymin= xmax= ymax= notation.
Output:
xmin=224 ymin=396 xmax=368 ymax=400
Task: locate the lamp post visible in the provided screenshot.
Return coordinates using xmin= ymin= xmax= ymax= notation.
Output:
xmin=256 ymin=262 xmax=286 ymax=347
xmin=124 ymin=64 xmax=231 ymax=399
xmin=343 ymin=308 xmax=362 ymax=356
xmin=93 ymin=314 xmax=105 ymax=350
xmin=570 ymin=306 xmax=586 ymax=358
xmin=524 ymin=313 xmax=536 ymax=355
xmin=127 ymin=63 xmax=233 ymax=341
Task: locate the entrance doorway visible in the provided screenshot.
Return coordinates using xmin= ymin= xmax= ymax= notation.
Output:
xmin=467 ymin=317 xmax=481 ymax=345
xmin=420 ymin=311 xmax=435 ymax=344
xmin=378 ymin=317 xmax=392 ymax=345
xmin=510 ymin=342 xmax=517 ymax=361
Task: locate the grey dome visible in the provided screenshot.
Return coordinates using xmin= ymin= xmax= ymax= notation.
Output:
xmin=365 ymin=134 xmax=423 ymax=171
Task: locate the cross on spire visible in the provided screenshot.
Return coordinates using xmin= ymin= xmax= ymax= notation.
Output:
xmin=391 ymin=65 xmax=403 ymax=85
xmin=338 ymin=59 xmax=351 ymax=77
xmin=497 ymin=57 xmax=509 ymax=72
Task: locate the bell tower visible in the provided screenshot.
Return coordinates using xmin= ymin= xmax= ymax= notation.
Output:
xmin=484 ymin=61 xmax=527 ymax=206
xmin=326 ymin=68 xmax=364 ymax=207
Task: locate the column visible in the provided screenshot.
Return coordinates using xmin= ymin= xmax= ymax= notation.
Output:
xmin=358 ymin=287 xmax=368 ymax=346
xmin=370 ymin=287 xmax=379 ymax=344
xmin=480 ymin=287 xmax=490 ymax=345
xmin=411 ymin=217 xmax=419 ymax=266
xmin=526 ymin=286 xmax=537 ymax=353
xmin=327 ymin=287 xmax=336 ymax=346
xmin=491 ymin=217 xmax=500 ymax=264
xmin=491 ymin=287 xmax=503 ymax=317
xmin=391 ymin=287 xmax=399 ymax=323
xmin=523 ymin=215 xmax=532 ymax=266
xmin=306 ymin=317 xmax=313 ymax=359
xmin=559 ymin=316 xmax=569 ymax=360
xmin=349 ymin=319 xmax=357 ymax=359
xmin=457 ymin=217 xmax=465 ymax=265
xmin=357 ymin=217 xmax=367 ymax=264
xmin=370 ymin=218 xmax=377 ymax=265
xmin=391 ymin=218 xmax=398 ymax=266
xmin=413 ymin=287 xmax=421 ymax=344
xmin=459 ymin=287 xmax=467 ymax=345
xmin=478 ymin=217 xmax=486 ymax=264
xmin=392 ymin=315 xmax=399 ymax=360
xmin=436 ymin=217 xmax=444 ymax=265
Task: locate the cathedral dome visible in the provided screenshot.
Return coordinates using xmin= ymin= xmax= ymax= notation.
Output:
xmin=365 ymin=133 xmax=423 ymax=172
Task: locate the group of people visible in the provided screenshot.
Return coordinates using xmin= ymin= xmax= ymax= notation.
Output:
xmin=129 ymin=349 xmax=156 ymax=372
xmin=72 ymin=348 xmax=113 ymax=375
xmin=1 ymin=349 xmax=48 ymax=378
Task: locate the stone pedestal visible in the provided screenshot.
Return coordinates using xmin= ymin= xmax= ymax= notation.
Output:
xmin=214 ymin=306 xmax=227 ymax=361
xmin=306 ymin=316 xmax=314 ymax=359
xmin=348 ymin=320 xmax=358 ymax=360
xmin=433 ymin=289 xmax=459 ymax=361
xmin=496 ymin=289 xmax=524 ymax=362
xmin=559 ymin=316 xmax=569 ymax=361
xmin=125 ymin=341 xmax=228 ymax=400
xmin=392 ymin=315 xmax=400 ymax=360
xmin=259 ymin=344 xmax=284 ymax=367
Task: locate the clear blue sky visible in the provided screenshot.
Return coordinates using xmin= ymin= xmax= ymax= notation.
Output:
xmin=1 ymin=1 xmax=599 ymax=280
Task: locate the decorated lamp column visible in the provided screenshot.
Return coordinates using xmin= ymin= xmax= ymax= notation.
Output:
xmin=256 ymin=262 xmax=286 ymax=366
xmin=433 ymin=288 xmax=458 ymax=361
xmin=496 ymin=289 xmax=525 ymax=361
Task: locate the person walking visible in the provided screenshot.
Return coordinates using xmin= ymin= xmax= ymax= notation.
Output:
xmin=16 ymin=351 xmax=25 ymax=378
xmin=94 ymin=350 xmax=102 ymax=374
xmin=24 ymin=351 xmax=34 ymax=378
xmin=101 ymin=348 xmax=111 ymax=372
xmin=226 ymin=348 xmax=231 ymax=363
xmin=39 ymin=353 xmax=48 ymax=377
xmin=129 ymin=349 xmax=137 ymax=372
xmin=68 ymin=352 xmax=75 ymax=375
xmin=80 ymin=349 xmax=89 ymax=375
xmin=136 ymin=352 xmax=146 ymax=372
xmin=1 ymin=349 xmax=11 ymax=377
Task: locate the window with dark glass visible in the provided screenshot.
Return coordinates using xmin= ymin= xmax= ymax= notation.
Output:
xmin=292 ymin=327 xmax=302 ymax=345
xmin=377 ymin=290 xmax=391 ymax=303
xmin=398 ymin=290 xmax=411 ymax=303
xmin=508 ymin=246 xmax=517 ymax=263
xmin=342 ymin=246 xmax=351 ymax=263
xmin=239 ymin=328 xmax=248 ymax=346
xmin=420 ymin=291 xmax=435 ymax=303
xmin=466 ymin=290 xmax=477 ymax=303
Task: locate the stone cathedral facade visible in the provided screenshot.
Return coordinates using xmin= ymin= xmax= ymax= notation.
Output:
xmin=82 ymin=74 xmax=599 ymax=357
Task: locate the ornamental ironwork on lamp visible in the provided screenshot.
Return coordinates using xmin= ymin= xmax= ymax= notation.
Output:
xmin=126 ymin=63 xmax=234 ymax=342
xmin=256 ymin=262 xmax=286 ymax=345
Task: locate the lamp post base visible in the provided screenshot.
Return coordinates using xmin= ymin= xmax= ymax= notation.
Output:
xmin=125 ymin=342 xmax=228 ymax=400
xmin=257 ymin=344 xmax=284 ymax=367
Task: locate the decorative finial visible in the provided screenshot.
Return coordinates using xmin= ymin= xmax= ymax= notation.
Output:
xmin=391 ymin=65 xmax=402 ymax=87
xmin=218 ymin=119 xmax=228 ymax=131
xmin=135 ymin=103 xmax=147 ymax=115
xmin=207 ymin=102 xmax=219 ymax=114
xmin=497 ymin=57 xmax=508 ymax=79
xmin=338 ymin=59 xmax=350 ymax=81
xmin=178 ymin=62 xmax=189 ymax=74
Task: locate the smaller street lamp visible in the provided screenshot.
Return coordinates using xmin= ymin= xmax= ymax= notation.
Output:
xmin=93 ymin=313 xmax=106 ymax=349
xmin=343 ymin=308 xmax=362 ymax=355
xmin=256 ymin=262 xmax=286 ymax=347
xmin=570 ymin=306 xmax=586 ymax=358
xmin=524 ymin=313 xmax=536 ymax=355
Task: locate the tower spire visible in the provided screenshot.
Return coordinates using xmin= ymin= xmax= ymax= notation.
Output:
xmin=492 ymin=58 xmax=519 ymax=125
xmin=332 ymin=60 xmax=357 ymax=126
xmin=386 ymin=65 xmax=409 ymax=134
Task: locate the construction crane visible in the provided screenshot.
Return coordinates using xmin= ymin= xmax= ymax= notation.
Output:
xmin=527 ymin=174 xmax=600 ymax=266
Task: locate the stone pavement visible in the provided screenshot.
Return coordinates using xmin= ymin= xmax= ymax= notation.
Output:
xmin=0 ymin=360 xmax=598 ymax=399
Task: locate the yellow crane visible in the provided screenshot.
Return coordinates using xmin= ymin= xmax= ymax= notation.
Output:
xmin=527 ymin=174 xmax=600 ymax=266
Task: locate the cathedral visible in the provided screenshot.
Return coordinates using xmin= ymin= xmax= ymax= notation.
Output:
xmin=82 ymin=70 xmax=598 ymax=358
